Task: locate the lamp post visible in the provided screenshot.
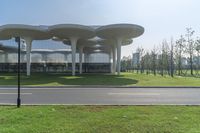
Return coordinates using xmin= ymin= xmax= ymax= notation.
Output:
xmin=15 ymin=37 xmax=21 ymax=108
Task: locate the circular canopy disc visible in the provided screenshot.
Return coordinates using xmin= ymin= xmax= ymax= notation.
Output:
xmin=0 ymin=34 xmax=12 ymax=40
xmin=83 ymin=46 xmax=110 ymax=54
xmin=49 ymin=24 xmax=95 ymax=40
xmin=77 ymin=39 xmax=97 ymax=47
xmin=98 ymin=39 xmax=133 ymax=46
xmin=96 ymin=24 xmax=144 ymax=39
xmin=0 ymin=24 xmax=51 ymax=40
xmin=0 ymin=45 xmax=18 ymax=52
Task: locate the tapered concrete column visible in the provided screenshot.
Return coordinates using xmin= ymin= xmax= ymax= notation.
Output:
xmin=70 ymin=37 xmax=78 ymax=76
xmin=24 ymin=37 xmax=32 ymax=76
xmin=79 ymin=46 xmax=83 ymax=74
xmin=112 ymin=45 xmax=116 ymax=74
xmin=116 ymin=38 xmax=122 ymax=75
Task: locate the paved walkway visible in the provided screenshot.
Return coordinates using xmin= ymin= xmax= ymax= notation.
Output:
xmin=0 ymin=87 xmax=200 ymax=105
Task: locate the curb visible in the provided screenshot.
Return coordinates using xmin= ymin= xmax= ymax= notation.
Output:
xmin=1 ymin=103 xmax=200 ymax=106
xmin=0 ymin=85 xmax=200 ymax=89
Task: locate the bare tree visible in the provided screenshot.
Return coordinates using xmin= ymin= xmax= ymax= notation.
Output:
xmin=170 ymin=37 xmax=174 ymax=77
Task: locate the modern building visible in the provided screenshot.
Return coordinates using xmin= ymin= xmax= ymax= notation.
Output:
xmin=0 ymin=24 xmax=144 ymax=76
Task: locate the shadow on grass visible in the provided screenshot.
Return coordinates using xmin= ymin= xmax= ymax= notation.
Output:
xmin=0 ymin=73 xmax=138 ymax=86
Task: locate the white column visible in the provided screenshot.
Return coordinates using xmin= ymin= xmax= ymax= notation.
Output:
xmin=116 ymin=38 xmax=122 ymax=75
xmin=70 ymin=37 xmax=78 ymax=76
xmin=79 ymin=46 xmax=83 ymax=74
xmin=24 ymin=37 xmax=32 ymax=76
xmin=109 ymin=49 xmax=112 ymax=73
xmin=112 ymin=45 xmax=116 ymax=74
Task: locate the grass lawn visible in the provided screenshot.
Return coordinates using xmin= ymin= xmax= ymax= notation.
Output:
xmin=0 ymin=106 xmax=200 ymax=133
xmin=0 ymin=72 xmax=200 ymax=86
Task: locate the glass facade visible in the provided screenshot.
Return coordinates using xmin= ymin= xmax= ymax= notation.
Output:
xmin=0 ymin=38 xmax=112 ymax=73
xmin=0 ymin=51 xmax=111 ymax=73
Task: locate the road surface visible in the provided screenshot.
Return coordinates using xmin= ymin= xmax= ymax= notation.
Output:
xmin=0 ymin=87 xmax=200 ymax=105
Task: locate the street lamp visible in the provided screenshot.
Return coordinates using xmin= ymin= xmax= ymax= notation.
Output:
xmin=15 ymin=37 xmax=21 ymax=108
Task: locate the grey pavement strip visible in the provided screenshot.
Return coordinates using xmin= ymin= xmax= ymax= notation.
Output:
xmin=0 ymin=87 xmax=200 ymax=105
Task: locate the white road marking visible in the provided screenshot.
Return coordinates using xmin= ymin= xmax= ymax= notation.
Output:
xmin=0 ymin=93 xmax=32 ymax=95
xmin=108 ymin=92 xmax=160 ymax=96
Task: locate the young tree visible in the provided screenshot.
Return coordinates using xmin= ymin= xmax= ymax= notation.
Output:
xmin=136 ymin=47 xmax=145 ymax=74
xmin=175 ymin=35 xmax=186 ymax=75
xmin=150 ymin=47 xmax=157 ymax=75
xmin=195 ymin=38 xmax=200 ymax=74
xmin=157 ymin=44 xmax=163 ymax=76
xmin=185 ymin=28 xmax=195 ymax=75
xmin=143 ymin=51 xmax=151 ymax=74
xmin=121 ymin=56 xmax=132 ymax=72
xmin=161 ymin=40 xmax=170 ymax=76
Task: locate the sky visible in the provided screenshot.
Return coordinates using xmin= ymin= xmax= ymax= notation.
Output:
xmin=0 ymin=0 xmax=200 ymax=57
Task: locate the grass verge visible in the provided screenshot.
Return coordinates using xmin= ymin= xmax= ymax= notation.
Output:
xmin=0 ymin=106 xmax=200 ymax=133
xmin=0 ymin=72 xmax=200 ymax=86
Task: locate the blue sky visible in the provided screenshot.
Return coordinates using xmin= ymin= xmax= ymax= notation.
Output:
xmin=0 ymin=0 xmax=200 ymax=57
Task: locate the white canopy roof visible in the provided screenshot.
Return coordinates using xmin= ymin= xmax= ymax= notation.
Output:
xmin=0 ymin=23 xmax=144 ymax=52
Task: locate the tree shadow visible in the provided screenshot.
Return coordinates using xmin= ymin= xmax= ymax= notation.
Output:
xmin=0 ymin=73 xmax=138 ymax=86
xmin=57 ymin=73 xmax=138 ymax=86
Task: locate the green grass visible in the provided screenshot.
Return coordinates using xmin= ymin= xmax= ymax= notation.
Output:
xmin=0 ymin=106 xmax=200 ymax=133
xmin=0 ymin=72 xmax=200 ymax=86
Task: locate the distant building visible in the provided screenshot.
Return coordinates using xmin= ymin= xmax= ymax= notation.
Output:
xmin=132 ymin=52 xmax=140 ymax=66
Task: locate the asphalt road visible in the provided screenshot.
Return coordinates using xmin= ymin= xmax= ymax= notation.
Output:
xmin=0 ymin=87 xmax=200 ymax=105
